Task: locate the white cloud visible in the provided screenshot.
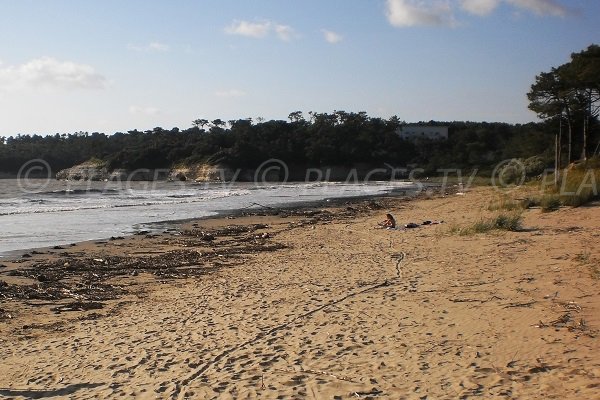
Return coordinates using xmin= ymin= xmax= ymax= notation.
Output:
xmin=387 ymin=0 xmax=570 ymax=28
xmin=460 ymin=0 xmax=500 ymax=16
xmin=507 ymin=0 xmax=568 ymax=16
xmin=275 ymin=24 xmax=295 ymax=41
xmin=215 ymin=89 xmax=246 ymax=98
xmin=225 ymin=20 xmax=271 ymax=38
xmin=127 ymin=42 xmax=170 ymax=52
xmin=129 ymin=105 xmax=161 ymax=116
xmin=0 ymin=57 xmax=106 ymax=90
xmin=386 ymin=0 xmax=456 ymax=28
xmin=225 ymin=19 xmax=296 ymax=41
xmin=322 ymin=29 xmax=343 ymax=44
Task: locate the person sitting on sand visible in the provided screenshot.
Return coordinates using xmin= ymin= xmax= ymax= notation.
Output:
xmin=378 ymin=213 xmax=396 ymax=229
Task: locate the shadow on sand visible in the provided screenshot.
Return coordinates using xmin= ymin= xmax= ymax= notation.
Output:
xmin=0 ymin=383 xmax=104 ymax=399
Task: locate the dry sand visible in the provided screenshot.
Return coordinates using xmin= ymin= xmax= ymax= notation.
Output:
xmin=0 ymin=186 xmax=599 ymax=399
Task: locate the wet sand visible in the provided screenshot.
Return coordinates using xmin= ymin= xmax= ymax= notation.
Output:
xmin=0 ymin=186 xmax=599 ymax=399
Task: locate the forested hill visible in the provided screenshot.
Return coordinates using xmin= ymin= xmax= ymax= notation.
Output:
xmin=0 ymin=113 xmax=571 ymax=176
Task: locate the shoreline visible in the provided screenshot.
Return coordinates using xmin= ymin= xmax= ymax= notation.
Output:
xmin=0 ymin=182 xmax=430 ymax=259
xmin=1 ymin=185 xmax=599 ymax=398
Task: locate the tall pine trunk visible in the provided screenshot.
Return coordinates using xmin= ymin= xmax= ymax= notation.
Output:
xmin=582 ymin=115 xmax=588 ymax=161
xmin=582 ymin=90 xmax=592 ymax=161
xmin=555 ymin=117 xmax=562 ymax=186
xmin=567 ymin=119 xmax=573 ymax=164
xmin=563 ymin=106 xmax=573 ymax=164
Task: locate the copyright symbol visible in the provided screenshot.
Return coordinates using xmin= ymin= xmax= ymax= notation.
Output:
xmin=254 ymin=159 xmax=289 ymax=185
xmin=491 ymin=159 xmax=526 ymax=190
xmin=17 ymin=159 xmax=52 ymax=193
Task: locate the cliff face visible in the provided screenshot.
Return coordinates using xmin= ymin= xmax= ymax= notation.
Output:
xmin=56 ymin=161 xmax=396 ymax=182
xmin=56 ymin=162 xmax=236 ymax=182
xmin=169 ymin=164 xmax=239 ymax=182
xmin=55 ymin=161 xmax=108 ymax=181
xmin=56 ymin=167 xmax=172 ymax=181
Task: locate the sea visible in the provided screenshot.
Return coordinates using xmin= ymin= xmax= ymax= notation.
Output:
xmin=0 ymin=178 xmax=420 ymax=257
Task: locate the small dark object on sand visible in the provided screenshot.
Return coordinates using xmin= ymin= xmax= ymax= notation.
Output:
xmin=0 ymin=308 xmax=12 ymax=320
xmin=200 ymin=232 xmax=216 ymax=241
xmin=405 ymin=223 xmax=420 ymax=229
xmin=51 ymin=301 xmax=104 ymax=313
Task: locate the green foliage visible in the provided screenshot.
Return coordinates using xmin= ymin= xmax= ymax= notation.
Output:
xmin=0 ymin=113 xmax=562 ymax=175
xmin=493 ymin=213 xmax=523 ymax=231
xmin=455 ymin=213 xmax=523 ymax=235
xmin=523 ymin=156 xmax=547 ymax=176
xmin=487 ymin=196 xmax=524 ymax=211
xmin=540 ymin=195 xmax=561 ymax=212
xmin=495 ymin=156 xmax=551 ymax=186
xmin=527 ymin=44 xmax=600 ymax=163
xmin=85 ymin=157 xmax=107 ymax=167
xmin=541 ymin=164 xmax=600 ymax=207
xmin=497 ymin=160 xmax=526 ymax=185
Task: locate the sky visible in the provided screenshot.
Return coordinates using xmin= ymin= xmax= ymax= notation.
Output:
xmin=0 ymin=0 xmax=598 ymax=136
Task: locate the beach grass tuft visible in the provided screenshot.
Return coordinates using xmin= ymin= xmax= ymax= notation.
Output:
xmin=488 ymin=196 xmax=525 ymax=212
xmin=453 ymin=212 xmax=523 ymax=235
xmin=540 ymin=195 xmax=561 ymax=212
xmin=493 ymin=213 xmax=523 ymax=231
xmin=521 ymin=197 xmax=540 ymax=209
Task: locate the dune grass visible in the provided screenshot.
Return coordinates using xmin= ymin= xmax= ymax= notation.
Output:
xmin=540 ymin=195 xmax=561 ymax=212
xmin=542 ymin=158 xmax=600 ymax=211
xmin=451 ymin=213 xmax=523 ymax=236
xmin=487 ymin=195 xmax=526 ymax=212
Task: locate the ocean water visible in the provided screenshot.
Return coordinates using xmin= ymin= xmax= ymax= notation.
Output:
xmin=0 ymin=179 xmax=418 ymax=257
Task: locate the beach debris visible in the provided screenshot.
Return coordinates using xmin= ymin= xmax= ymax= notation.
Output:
xmin=0 ymin=218 xmax=291 ymax=312
xmin=365 ymin=200 xmax=383 ymax=210
xmin=0 ymin=197 xmax=402 ymax=328
xmin=353 ymin=388 xmax=383 ymax=397
xmin=0 ymin=308 xmax=12 ymax=320
xmin=199 ymin=232 xmax=215 ymax=241
xmin=503 ymin=301 xmax=536 ymax=308
xmin=51 ymin=301 xmax=104 ymax=313
xmin=78 ymin=312 xmax=103 ymax=321
xmin=36 ymin=274 xmax=53 ymax=282
xmin=534 ymin=301 xmax=596 ymax=336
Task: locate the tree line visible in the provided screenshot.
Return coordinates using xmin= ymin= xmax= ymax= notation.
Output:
xmin=0 ymin=114 xmax=559 ymax=176
xmin=528 ymin=44 xmax=600 ymax=166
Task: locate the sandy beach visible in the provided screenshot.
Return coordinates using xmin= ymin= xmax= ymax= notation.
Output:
xmin=0 ymin=186 xmax=599 ymax=399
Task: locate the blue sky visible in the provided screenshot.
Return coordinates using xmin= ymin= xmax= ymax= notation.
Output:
xmin=0 ymin=0 xmax=598 ymax=136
